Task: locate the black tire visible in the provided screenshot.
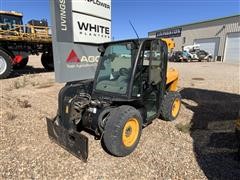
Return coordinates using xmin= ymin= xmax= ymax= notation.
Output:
xmin=236 ymin=129 xmax=240 ymax=160
xmin=160 ymin=91 xmax=181 ymax=121
xmin=102 ymin=105 xmax=143 ymax=157
xmin=0 ymin=50 xmax=13 ymax=79
xmin=238 ymin=147 xmax=240 ymax=161
xmin=41 ymin=52 xmax=54 ymax=71
xmin=13 ymin=56 xmax=29 ymax=69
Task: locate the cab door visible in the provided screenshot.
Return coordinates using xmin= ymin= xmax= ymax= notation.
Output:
xmin=131 ymin=39 xmax=167 ymax=122
xmin=145 ymin=40 xmax=163 ymax=118
xmin=133 ymin=40 xmax=162 ymax=120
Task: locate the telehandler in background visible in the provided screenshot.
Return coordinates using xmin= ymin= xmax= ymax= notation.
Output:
xmin=47 ymin=38 xmax=181 ymax=161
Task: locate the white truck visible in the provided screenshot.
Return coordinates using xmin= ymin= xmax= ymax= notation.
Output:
xmin=183 ymin=44 xmax=213 ymax=62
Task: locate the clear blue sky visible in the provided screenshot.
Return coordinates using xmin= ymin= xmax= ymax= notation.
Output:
xmin=0 ymin=0 xmax=239 ymax=40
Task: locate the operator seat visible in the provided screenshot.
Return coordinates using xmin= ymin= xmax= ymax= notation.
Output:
xmin=96 ymin=68 xmax=130 ymax=94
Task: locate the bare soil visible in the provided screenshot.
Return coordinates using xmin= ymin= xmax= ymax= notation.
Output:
xmin=1 ymin=56 xmax=240 ymax=179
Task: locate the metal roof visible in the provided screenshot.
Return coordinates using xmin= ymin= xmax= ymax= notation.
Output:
xmin=149 ymin=14 xmax=240 ymax=34
xmin=0 ymin=10 xmax=23 ymax=17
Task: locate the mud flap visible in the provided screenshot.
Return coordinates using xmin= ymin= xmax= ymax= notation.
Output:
xmin=46 ymin=118 xmax=88 ymax=162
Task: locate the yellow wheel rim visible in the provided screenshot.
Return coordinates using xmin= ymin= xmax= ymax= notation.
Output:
xmin=122 ymin=118 xmax=139 ymax=147
xmin=172 ymin=98 xmax=180 ymax=117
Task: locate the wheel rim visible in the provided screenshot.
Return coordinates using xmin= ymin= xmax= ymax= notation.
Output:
xmin=172 ymin=98 xmax=180 ymax=117
xmin=122 ymin=118 xmax=139 ymax=147
xmin=0 ymin=56 xmax=7 ymax=75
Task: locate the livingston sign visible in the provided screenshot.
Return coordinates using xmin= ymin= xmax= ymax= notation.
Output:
xmin=51 ymin=0 xmax=111 ymax=82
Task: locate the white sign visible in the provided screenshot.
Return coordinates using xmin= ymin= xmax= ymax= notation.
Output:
xmin=72 ymin=0 xmax=111 ymax=19
xmin=51 ymin=0 xmax=112 ymax=82
xmin=73 ymin=12 xmax=111 ymax=43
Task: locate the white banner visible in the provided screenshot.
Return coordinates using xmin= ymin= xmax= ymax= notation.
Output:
xmin=72 ymin=0 xmax=111 ymax=19
xmin=73 ymin=12 xmax=111 ymax=43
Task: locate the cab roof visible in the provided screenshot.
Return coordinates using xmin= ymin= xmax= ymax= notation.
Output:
xmin=103 ymin=38 xmax=161 ymax=45
xmin=0 ymin=10 xmax=23 ymax=17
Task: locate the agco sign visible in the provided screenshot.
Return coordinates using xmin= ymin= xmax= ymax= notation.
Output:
xmin=66 ymin=50 xmax=99 ymax=69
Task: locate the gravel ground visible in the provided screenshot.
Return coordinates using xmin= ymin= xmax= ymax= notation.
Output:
xmin=1 ymin=56 xmax=240 ymax=179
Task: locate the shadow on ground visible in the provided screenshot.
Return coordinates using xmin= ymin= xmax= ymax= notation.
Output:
xmin=180 ymin=88 xmax=240 ymax=179
xmin=11 ymin=65 xmax=52 ymax=78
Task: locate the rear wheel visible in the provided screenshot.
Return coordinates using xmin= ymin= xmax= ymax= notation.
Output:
xmin=236 ymin=128 xmax=240 ymax=160
xmin=13 ymin=56 xmax=29 ymax=69
xmin=160 ymin=91 xmax=181 ymax=121
xmin=41 ymin=52 xmax=54 ymax=71
xmin=0 ymin=50 xmax=13 ymax=79
xmin=102 ymin=105 xmax=142 ymax=157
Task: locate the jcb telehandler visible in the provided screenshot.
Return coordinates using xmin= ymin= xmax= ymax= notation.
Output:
xmin=47 ymin=38 xmax=181 ymax=161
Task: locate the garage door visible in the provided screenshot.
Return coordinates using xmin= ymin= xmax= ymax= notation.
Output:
xmin=224 ymin=32 xmax=240 ymax=64
xmin=194 ymin=38 xmax=220 ymax=60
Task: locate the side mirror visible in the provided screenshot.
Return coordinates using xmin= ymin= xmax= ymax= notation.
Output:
xmin=98 ymin=45 xmax=105 ymax=53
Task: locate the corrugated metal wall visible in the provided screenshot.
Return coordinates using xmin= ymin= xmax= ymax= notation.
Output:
xmin=148 ymin=15 xmax=240 ymax=61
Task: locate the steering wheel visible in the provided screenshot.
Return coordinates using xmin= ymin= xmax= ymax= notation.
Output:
xmin=119 ymin=68 xmax=129 ymax=76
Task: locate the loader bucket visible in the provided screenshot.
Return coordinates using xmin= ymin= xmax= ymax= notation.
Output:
xmin=46 ymin=118 xmax=88 ymax=162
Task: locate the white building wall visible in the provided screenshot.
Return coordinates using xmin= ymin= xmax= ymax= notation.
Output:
xmin=149 ymin=15 xmax=240 ymax=61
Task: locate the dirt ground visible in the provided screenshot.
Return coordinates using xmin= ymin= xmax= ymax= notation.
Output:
xmin=1 ymin=56 xmax=240 ymax=179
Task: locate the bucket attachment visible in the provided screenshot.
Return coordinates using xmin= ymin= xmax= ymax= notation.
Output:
xmin=46 ymin=118 xmax=88 ymax=162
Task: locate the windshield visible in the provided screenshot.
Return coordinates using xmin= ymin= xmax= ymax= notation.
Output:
xmin=0 ymin=14 xmax=23 ymax=30
xmin=95 ymin=42 xmax=136 ymax=94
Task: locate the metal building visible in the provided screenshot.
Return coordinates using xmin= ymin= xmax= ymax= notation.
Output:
xmin=148 ymin=14 xmax=240 ymax=63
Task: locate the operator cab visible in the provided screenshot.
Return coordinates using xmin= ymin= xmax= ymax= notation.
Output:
xmin=93 ymin=38 xmax=168 ymax=121
xmin=0 ymin=11 xmax=23 ymax=31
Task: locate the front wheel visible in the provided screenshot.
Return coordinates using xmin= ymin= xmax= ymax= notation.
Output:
xmin=160 ymin=91 xmax=181 ymax=121
xmin=0 ymin=50 xmax=13 ymax=79
xmin=102 ymin=105 xmax=143 ymax=157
